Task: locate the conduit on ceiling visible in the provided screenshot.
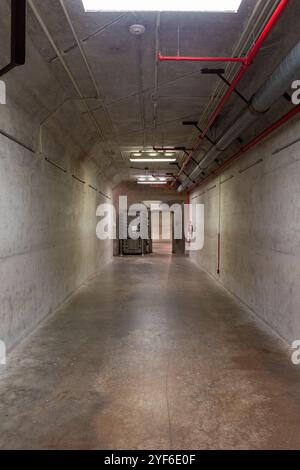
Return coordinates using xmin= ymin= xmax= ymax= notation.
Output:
xmin=179 ymin=36 xmax=300 ymax=191
xmin=158 ymin=54 xmax=247 ymax=64
xmin=158 ymin=0 xmax=290 ymax=187
xmin=187 ymin=104 xmax=300 ymax=193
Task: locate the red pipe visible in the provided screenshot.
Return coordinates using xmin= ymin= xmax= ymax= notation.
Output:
xmin=217 ymin=233 xmax=221 ymax=275
xmin=246 ymin=2 xmax=289 ymax=66
xmin=174 ymin=0 xmax=290 ymax=179
xmin=191 ymin=104 xmax=300 ymax=192
xmin=158 ymin=53 xmax=246 ymax=64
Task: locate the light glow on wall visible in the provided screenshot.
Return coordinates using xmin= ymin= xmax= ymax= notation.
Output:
xmin=82 ymin=0 xmax=242 ymax=12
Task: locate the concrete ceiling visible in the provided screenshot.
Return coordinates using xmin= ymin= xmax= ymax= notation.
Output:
xmin=1 ymin=0 xmax=300 ymax=186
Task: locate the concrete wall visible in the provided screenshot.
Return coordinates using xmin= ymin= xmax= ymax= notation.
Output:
xmin=190 ymin=115 xmax=300 ymax=344
xmin=0 ymin=128 xmax=112 ymax=351
xmin=0 ymin=2 xmax=113 ymax=351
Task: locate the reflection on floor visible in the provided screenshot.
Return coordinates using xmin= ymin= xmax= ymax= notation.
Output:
xmin=152 ymin=241 xmax=172 ymax=255
xmin=0 ymin=255 xmax=300 ymax=450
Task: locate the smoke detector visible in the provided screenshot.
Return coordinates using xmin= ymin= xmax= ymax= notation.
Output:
xmin=129 ymin=24 xmax=146 ymax=36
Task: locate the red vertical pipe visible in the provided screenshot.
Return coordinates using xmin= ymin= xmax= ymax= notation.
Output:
xmin=185 ymin=191 xmax=191 ymax=250
xmin=217 ymin=233 xmax=221 ymax=275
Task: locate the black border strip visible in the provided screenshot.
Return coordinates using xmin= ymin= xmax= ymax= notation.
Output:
xmin=0 ymin=0 xmax=26 ymax=77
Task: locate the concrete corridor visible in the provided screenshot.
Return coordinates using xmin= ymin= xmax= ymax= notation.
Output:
xmin=0 ymin=255 xmax=300 ymax=450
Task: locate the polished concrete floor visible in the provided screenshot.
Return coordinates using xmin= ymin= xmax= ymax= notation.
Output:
xmin=1 ymin=255 xmax=300 ymax=450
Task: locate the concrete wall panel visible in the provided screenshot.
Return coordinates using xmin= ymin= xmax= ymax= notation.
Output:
xmin=190 ymin=116 xmax=300 ymax=344
xmin=0 ymin=135 xmax=112 ymax=350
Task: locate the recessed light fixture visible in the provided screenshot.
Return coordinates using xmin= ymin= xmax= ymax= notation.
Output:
xmin=165 ymin=153 xmax=175 ymax=157
xmin=132 ymin=153 xmax=142 ymax=157
xmin=149 ymin=153 xmax=158 ymax=157
xmin=82 ymin=0 xmax=242 ymax=12
xmin=130 ymin=158 xmax=177 ymax=163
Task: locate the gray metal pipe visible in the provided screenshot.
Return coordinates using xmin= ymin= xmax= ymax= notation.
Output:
xmin=252 ymin=40 xmax=300 ymax=112
xmin=181 ymin=39 xmax=300 ymax=190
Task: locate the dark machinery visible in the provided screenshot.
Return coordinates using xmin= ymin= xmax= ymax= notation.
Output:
xmin=119 ymin=209 xmax=152 ymax=256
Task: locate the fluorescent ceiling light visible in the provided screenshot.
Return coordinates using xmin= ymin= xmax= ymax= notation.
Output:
xmin=132 ymin=153 xmax=142 ymax=157
xmin=165 ymin=153 xmax=175 ymax=157
xmin=137 ymin=181 xmax=167 ymax=185
xmin=82 ymin=0 xmax=242 ymax=12
xmin=130 ymin=158 xmax=176 ymax=162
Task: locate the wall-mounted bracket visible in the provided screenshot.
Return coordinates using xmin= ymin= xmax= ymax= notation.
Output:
xmin=217 ymin=73 xmax=249 ymax=105
xmin=182 ymin=121 xmax=216 ymax=145
xmin=201 ymin=68 xmax=225 ymax=75
xmin=283 ymin=92 xmax=291 ymax=102
xmin=170 ymin=162 xmax=195 ymax=184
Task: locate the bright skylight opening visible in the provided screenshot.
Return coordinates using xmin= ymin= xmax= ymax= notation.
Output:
xmin=82 ymin=0 xmax=242 ymax=13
